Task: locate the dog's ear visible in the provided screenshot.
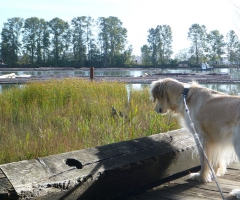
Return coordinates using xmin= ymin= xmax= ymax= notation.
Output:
xmin=151 ymin=79 xmax=184 ymax=109
xmin=164 ymin=79 xmax=184 ymax=103
xmin=159 ymin=82 xmax=167 ymax=99
xmin=151 ymin=91 xmax=156 ymax=102
xmin=151 ymin=80 xmax=167 ymax=101
xmin=151 ymin=81 xmax=163 ymax=101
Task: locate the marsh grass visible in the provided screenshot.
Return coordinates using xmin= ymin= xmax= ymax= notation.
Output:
xmin=0 ymin=78 xmax=180 ymax=164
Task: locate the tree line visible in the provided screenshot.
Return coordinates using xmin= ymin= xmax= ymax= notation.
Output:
xmin=0 ymin=16 xmax=133 ymax=67
xmin=141 ymin=25 xmax=173 ymax=65
xmin=141 ymin=23 xmax=240 ymax=66
xmin=177 ymin=24 xmax=239 ymax=65
xmin=1 ymin=17 xmax=239 ymax=68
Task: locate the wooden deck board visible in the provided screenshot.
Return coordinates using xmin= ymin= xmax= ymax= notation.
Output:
xmin=143 ymin=185 xmax=223 ymax=200
xmin=0 ymin=169 xmax=15 ymax=199
xmin=127 ymin=164 xmax=240 ymax=200
xmin=1 ymin=128 xmax=240 ymax=199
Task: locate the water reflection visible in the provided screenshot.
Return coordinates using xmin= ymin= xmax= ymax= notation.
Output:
xmin=126 ymin=84 xmax=149 ymax=101
xmin=0 ymin=84 xmax=24 ymax=92
xmin=203 ymin=83 xmax=240 ymax=95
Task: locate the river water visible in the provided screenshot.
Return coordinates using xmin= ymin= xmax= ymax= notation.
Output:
xmin=1 ymin=67 xmax=240 ymax=94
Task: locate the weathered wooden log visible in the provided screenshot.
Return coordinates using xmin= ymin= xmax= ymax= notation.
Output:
xmin=0 ymin=128 xmax=199 ymax=200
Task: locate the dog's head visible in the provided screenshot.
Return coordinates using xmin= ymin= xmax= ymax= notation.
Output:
xmin=151 ymin=78 xmax=184 ymax=114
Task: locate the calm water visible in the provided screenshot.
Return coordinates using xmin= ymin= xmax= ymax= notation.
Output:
xmin=1 ymin=68 xmax=240 ymax=94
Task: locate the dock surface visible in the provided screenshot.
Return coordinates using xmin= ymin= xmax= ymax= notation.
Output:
xmin=128 ymin=163 xmax=240 ymax=200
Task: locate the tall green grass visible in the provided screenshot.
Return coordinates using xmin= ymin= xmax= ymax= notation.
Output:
xmin=0 ymin=78 xmax=180 ymax=164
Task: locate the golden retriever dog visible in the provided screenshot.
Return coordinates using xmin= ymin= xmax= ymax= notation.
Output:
xmin=151 ymin=78 xmax=240 ymax=184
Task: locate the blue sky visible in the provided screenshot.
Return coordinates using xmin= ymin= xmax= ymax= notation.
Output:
xmin=0 ymin=0 xmax=239 ymax=56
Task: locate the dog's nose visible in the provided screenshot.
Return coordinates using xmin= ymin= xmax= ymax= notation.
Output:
xmin=155 ymin=107 xmax=162 ymax=113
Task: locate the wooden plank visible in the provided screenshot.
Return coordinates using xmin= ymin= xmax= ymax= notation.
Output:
xmin=221 ymin=168 xmax=240 ymax=182
xmin=0 ymin=128 xmax=200 ymax=200
xmin=147 ymin=185 xmax=224 ymax=200
xmin=129 ymin=174 xmax=239 ymax=200
xmin=0 ymin=170 xmax=6 ymax=179
xmin=128 ymin=184 xmax=224 ymax=200
xmin=227 ymin=163 xmax=240 ymax=170
xmin=170 ymin=175 xmax=240 ymax=195
xmin=0 ymin=177 xmax=10 ymax=193
xmin=0 ymin=169 xmax=16 ymax=199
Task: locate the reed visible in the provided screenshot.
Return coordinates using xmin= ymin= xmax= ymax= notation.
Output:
xmin=0 ymin=78 xmax=180 ymax=164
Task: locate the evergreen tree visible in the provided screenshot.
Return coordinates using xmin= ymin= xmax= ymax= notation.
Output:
xmin=1 ymin=17 xmax=24 ymax=66
xmin=226 ymin=30 xmax=240 ymax=64
xmin=207 ymin=30 xmax=225 ymax=62
xmin=188 ymin=24 xmax=207 ymax=64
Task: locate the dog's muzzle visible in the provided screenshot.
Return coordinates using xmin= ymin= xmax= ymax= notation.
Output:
xmin=154 ymin=107 xmax=162 ymax=113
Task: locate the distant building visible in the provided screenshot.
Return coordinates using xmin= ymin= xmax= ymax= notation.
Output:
xmin=177 ymin=61 xmax=190 ymax=68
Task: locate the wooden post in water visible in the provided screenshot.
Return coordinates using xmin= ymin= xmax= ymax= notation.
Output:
xmin=90 ymin=67 xmax=94 ymax=80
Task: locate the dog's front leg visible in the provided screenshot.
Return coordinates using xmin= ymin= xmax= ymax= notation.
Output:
xmin=190 ymin=137 xmax=213 ymax=182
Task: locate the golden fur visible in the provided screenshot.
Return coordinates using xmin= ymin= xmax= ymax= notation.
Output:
xmin=151 ymin=78 xmax=240 ymax=183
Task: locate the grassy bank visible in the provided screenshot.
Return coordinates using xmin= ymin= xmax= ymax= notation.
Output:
xmin=0 ymin=78 xmax=180 ymax=164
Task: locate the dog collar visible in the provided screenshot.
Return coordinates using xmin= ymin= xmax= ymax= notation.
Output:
xmin=182 ymin=88 xmax=189 ymax=99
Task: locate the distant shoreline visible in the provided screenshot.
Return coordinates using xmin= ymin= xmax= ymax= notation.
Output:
xmin=0 ymin=71 xmax=238 ymax=85
xmin=0 ymin=66 xmax=236 ymax=71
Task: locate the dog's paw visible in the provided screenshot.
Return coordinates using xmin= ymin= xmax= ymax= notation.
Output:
xmin=216 ymin=170 xmax=225 ymax=177
xmin=230 ymin=189 xmax=240 ymax=199
xmin=189 ymin=172 xmax=212 ymax=182
xmin=215 ymin=167 xmax=227 ymax=177
xmin=189 ymin=172 xmax=202 ymax=182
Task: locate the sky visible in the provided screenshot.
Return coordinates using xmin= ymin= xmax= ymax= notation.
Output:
xmin=0 ymin=0 xmax=240 ymax=57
